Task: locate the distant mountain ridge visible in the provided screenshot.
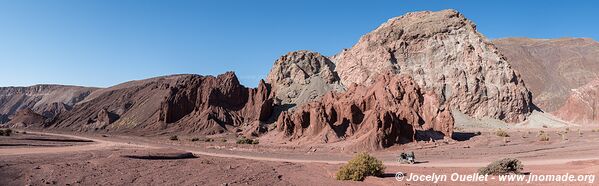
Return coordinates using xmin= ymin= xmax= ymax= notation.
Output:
xmin=0 ymin=84 xmax=97 ymax=123
xmin=493 ymin=37 xmax=599 ymax=112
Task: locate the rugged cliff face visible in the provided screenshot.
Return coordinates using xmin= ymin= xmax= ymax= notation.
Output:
xmin=554 ymin=78 xmax=599 ymax=125
xmin=48 ymin=72 xmax=274 ymax=135
xmin=333 ymin=9 xmax=535 ymax=123
xmin=275 ymin=73 xmax=453 ymax=151
xmin=493 ymin=37 xmax=599 ymax=112
xmin=0 ymin=85 xmax=96 ymax=122
xmin=266 ymin=50 xmax=345 ymax=107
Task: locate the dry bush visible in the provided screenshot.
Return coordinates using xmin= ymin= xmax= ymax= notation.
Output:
xmin=495 ymin=130 xmax=510 ymax=137
xmin=478 ymin=158 xmax=523 ymax=175
xmin=336 ymin=152 xmax=385 ymax=181
xmin=0 ymin=129 xmax=12 ymax=136
xmin=236 ymin=137 xmax=258 ymax=144
xmin=539 ymin=133 xmax=550 ymax=141
xmin=169 ymin=135 xmax=179 ymax=141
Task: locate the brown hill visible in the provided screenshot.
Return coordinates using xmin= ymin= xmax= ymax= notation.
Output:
xmin=274 ymin=73 xmax=453 ymax=151
xmin=493 ymin=37 xmax=599 ymax=112
xmin=47 ymin=72 xmax=274 ymax=135
xmin=333 ymin=9 xmax=535 ymax=123
xmin=553 ymin=78 xmax=599 ymax=125
xmin=0 ymin=85 xmax=96 ymax=122
xmin=6 ymin=108 xmax=47 ymax=128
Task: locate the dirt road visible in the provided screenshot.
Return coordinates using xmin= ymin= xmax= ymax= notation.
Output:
xmin=2 ymin=131 xmax=598 ymax=168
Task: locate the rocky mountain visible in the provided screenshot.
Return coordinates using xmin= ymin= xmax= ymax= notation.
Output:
xmin=47 ymin=72 xmax=274 ymax=135
xmin=554 ymin=78 xmax=599 ymax=125
xmin=266 ymin=50 xmax=345 ymax=107
xmin=493 ymin=37 xmax=599 ymax=111
xmin=0 ymin=85 xmax=96 ymax=123
xmin=275 ymin=73 xmax=453 ymax=151
xmin=5 ymin=108 xmax=47 ymax=128
xmin=332 ymin=9 xmax=535 ymax=123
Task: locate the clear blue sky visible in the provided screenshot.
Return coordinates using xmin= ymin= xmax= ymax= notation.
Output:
xmin=1 ymin=0 xmax=598 ymax=88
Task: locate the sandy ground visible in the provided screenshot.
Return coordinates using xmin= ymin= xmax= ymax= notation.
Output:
xmin=1 ymin=128 xmax=599 ymax=185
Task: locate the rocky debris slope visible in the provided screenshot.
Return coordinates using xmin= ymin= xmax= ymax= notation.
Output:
xmin=332 ymin=9 xmax=535 ymax=123
xmin=48 ymin=72 xmax=274 ymax=135
xmin=493 ymin=38 xmax=599 ymax=111
xmin=0 ymin=85 xmax=96 ymax=122
xmin=275 ymin=73 xmax=453 ymax=151
xmin=554 ymin=78 xmax=599 ymax=125
xmin=5 ymin=108 xmax=47 ymax=128
xmin=266 ymin=50 xmax=345 ymax=107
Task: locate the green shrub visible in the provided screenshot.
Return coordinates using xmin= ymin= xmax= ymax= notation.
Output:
xmin=236 ymin=137 xmax=258 ymax=144
xmin=169 ymin=135 xmax=179 ymax=141
xmin=478 ymin=158 xmax=523 ymax=175
xmin=336 ymin=152 xmax=385 ymax=181
xmin=495 ymin=130 xmax=509 ymax=137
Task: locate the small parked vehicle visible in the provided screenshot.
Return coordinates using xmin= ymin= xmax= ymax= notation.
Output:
xmin=398 ymin=151 xmax=415 ymax=164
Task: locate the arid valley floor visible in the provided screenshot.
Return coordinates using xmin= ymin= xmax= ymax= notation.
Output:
xmin=2 ymin=126 xmax=599 ymax=185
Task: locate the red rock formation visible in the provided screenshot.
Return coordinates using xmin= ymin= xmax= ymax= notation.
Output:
xmin=6 ymin=108 xmax=46 ymax=128
xmin=49 ymin=72 xmax=274 ymax=134
xmin=554 ymin=78 xmax=599 ymax=125
xmin=333 ymin=9 xmax=535 ymax=123
xmin=275 ymin=73 xmax=453 ymax=151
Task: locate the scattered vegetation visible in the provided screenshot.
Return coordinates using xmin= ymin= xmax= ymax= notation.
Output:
xmin=221 ymin=139 xmax=227 ymax=143
xmin=204 ymin=138 xmax=214 ymax=142
xmin=495 ymin=129 xmax=510 ymax=137
xmin=474 ymin=131 xmax=482 ymax=136
xmin=21 ymin=131 xmax=27 ymax=134
xmin=191 ymin=137 xmax=200 ymax=142
xmin=169 ymin=135 xmax=179 ymax=141
xmin=578 ymin=129 xmax=583 ymax=137
xmin=236 ymin=137 xmax=259 ymax=144
xmin=336 ymin=152 xmax=385 ymax=181
xmin=478 ymin=158 xmax=524 ymax=175
xmin=0 ymin=129 xmax=13 ymax=136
